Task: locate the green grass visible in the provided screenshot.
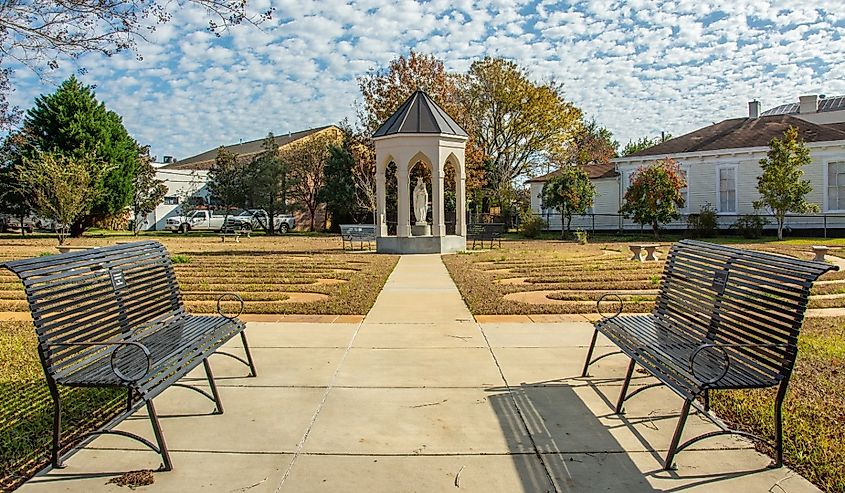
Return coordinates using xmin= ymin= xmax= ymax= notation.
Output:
xmin=711 ymin=317 xmax=845 ymax=492
xmin=0 ymin=321 xmax=124 ymax=490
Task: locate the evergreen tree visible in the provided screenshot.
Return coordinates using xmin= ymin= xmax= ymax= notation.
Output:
xmin=23 ymin=76 xmax=140 ymax=235
xmin=0 ymin=131 xmax=33 ymax=236
xmin=247 ymin=133 xmax=292 ymax=234
xmin=208 ymin=146 xmax=246 ymax=228
xmin=319 ymin=144 xmax=358 ymax=229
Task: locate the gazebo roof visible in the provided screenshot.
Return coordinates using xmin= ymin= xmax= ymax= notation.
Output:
xmin=373 ymin=90 xmax=468 ymax=138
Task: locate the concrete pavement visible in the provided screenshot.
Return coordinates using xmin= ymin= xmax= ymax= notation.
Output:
xmin=20 ymin=255 xmax=819 ymax=492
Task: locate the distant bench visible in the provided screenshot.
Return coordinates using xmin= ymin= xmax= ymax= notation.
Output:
xmin=467 ymin=223 xmax=505 ymax=249
xmin=629 ymin=243 xmax=660 ymax=262
xmin=220 ymin=227 xmax=251 ymax=243
xmin=340 ymin=224 xmax=376 ymax=251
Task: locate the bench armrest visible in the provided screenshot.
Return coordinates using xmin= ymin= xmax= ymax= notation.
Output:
xmin=46 ymin=341 xmax=152 ymax=383
xmin=689 ymin=342 xmax=791 ymax=386
xmin=217 ymin=292 xmax=244 ymax=320
xmin=596 ymin=293 xmax=624 ymax=322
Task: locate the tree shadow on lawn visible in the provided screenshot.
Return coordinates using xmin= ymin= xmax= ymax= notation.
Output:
xmin=488 ymin=381 xmax=775 ymax=492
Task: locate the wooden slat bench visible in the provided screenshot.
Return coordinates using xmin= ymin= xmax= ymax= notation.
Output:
xmin=467 ymin=223 xmax=505 ymax=249
xmin=340 ymin=224 xmax=376 ymax=251
xmin=582 ymin=239 xmax=836 ymax=470
xmin=2 ymin=241 xmax=257 ymax=472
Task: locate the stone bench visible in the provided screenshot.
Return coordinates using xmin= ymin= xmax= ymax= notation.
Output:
xmin=56 ymin=245 xmax=93 ymax=254
xmin=812 ymin=245 xmax=830 ymax=262
xmin=629 ymin=243 xmax=660 ymax=262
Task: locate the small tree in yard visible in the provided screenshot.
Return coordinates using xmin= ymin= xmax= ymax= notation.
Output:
xmin=131 ymin=147 xmax=167 ymax=235
xmin=620 ymin=158 xmax=686 ymax=239
xmin=540 ymin=166 xmax=595 ymax=239
xmin=284 ymin=130 xmax=340 ymax=231
xmin=247 ymin=133 xmax=291 ymax=234
xmin=18 ymin=150 xmax=109 ymax=244
xmin=208 ymin=146 xmax=247 ymax=229
xmin=754 ymin=126 xmax=818 ymax=240
xmin=319 ymin=144 xmax=358 ymax=228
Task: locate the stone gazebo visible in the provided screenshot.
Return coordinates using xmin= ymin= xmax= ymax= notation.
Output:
xmin=373 ymin=90 xmax=468 ymax=254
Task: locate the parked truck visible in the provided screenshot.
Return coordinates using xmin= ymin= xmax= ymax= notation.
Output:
xmin=226 ymin=209 xmax=295 ymax=234
xmin=165 ymin=210 xmax=248 ymax=233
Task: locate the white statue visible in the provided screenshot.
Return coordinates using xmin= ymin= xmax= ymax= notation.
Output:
xmin=413 ymin=177 xmax=428 ymax=224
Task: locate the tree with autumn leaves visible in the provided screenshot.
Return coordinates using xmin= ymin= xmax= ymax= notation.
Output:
xmin=620 ymin=158 xmax=687 ymax=239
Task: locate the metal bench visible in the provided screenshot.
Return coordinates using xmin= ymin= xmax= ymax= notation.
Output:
xmin=582 ymin=239 xmax=836 ymax=470
xmin=467 ymin=223 xmax=505 ymax=249
xmin=2 ymin=241 xmax=257 ymax=472
xmin=340 ymin=224 xmax=376 ymax=250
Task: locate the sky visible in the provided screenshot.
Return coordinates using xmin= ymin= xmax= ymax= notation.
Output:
xmin=8 ymin=0 xmax=845 ymax=162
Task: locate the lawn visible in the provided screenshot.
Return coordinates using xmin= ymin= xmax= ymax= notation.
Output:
xmin=0 ymin=233 xmax=398 ymax=489
xmin=444 ymin=236 xmax=845 ymax=492
xmin=443 ymin=238 xmax=845 ymax=315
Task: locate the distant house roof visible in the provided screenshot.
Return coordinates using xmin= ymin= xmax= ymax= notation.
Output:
xmin=624 ymin=115 xmax=845 ymax=158
xmin=373 ymin=90 xmax=468 ymax=138
xmin=164 ymin=125 xmax=337 ymax=170
xmin=527 ymin=162 xmax=618 ymax=183
xmin=761 ymin=95 xmax=845 ymax=116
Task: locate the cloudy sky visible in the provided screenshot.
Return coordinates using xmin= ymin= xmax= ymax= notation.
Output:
xmin=9 ymin=0 xmax=845 ymax=162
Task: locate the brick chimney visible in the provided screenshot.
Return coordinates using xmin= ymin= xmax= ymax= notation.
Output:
xmin=799 ymin=95 xmax=819 ymax=114
xmin=748 ymin=100 xmax=761 ymax=118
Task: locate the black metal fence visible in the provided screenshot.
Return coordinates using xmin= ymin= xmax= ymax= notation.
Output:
xmin=523 ymin=212 xmax=845 ymax=238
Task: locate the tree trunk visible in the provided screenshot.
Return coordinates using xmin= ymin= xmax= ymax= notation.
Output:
xmin=309 ymin=204 xmax=316 ymax=231
xmin=267 ymin=194 xmax=276 ymax=236
xmin=70 ymin=219 xmax=87 ymax=238
xmin=777 ymin=217 xmax=784 ymax=240
xmin=19 ymin=212 xmax=26 ymax=237
xmin=652 ymin=221 xmax=660 ymax=240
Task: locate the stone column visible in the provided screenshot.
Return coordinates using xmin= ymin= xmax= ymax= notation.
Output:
xmin=397 ymin=165 xmax=410 ymax=237
xmin=376 ymin=165 xmax=387 ymax=237
xmin=432 ymin=161 xmax=445 ymax=237
xmin=456 ymin=167 xmax=467 ymax=237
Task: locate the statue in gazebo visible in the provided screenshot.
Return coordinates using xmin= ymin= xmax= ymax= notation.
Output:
xmin=413 ymin=177 xmax=428 ymax=225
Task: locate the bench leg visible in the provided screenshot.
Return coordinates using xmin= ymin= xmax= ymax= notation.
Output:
xmin=51 ymin=390 xmax=65 ymax=469
xmin=202 ymin=359 xmax=224 ymax=414
xmin=664 ymin=398 xmax=693 ymax=470
xmin=241 ymin=331 xmax=258 ymax=377
xmin=615 ymin=358 xmax=636 ymax=414
xmin=774 ymin=381 xmax=788 ymax=468
xmin=147 ymin=400 xmax=173 ymax=472
xmin=581 ymin=328 xmax=600 ymax=377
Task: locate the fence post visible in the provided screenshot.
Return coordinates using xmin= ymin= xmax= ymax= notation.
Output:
xmin=824 ymin=215 xmax=827 ymax=239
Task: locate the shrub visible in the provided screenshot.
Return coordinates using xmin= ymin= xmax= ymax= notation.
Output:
xmin=574 ymin=229 xmax=588 ymax=245
xmin=170 ymin=254 xmax=191 ymax=264
xmin=687 ymin=203 xmax=718 ymax=238
xmin=519 ymin=211 xmax=545 ymax=239
xmin=733 ymin=213 xmax=768 ymax=239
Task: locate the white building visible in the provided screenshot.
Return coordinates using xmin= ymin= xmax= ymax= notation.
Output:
xmin=529 ymin=95 xmax=845 ymax=233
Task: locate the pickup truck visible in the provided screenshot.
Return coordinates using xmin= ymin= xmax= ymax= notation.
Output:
xmin=165 ymin=210 xmax=249 ymax=233
xmin=226 ymin=209 xmax=295 ymax=233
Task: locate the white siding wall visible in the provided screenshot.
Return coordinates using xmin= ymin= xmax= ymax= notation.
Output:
xmin=141 ymin=170 xmax=210 ymax=230
xmin=530 ymin=178 xmax=620 ymax=231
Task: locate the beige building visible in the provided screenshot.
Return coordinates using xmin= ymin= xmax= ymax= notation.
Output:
xmin=529 ymin=95 xmax=845 ymax=232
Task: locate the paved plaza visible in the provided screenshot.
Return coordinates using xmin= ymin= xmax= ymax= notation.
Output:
xmin=20 ymin=255 xmax=819 ymax=492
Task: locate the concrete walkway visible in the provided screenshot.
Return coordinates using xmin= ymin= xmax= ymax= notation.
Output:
xmin=21 ymin=255 xmax=819 ymax=492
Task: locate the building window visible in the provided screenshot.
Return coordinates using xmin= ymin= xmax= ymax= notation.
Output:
xmin=827 ymin=162 xmax=845 ymax=211
xmin=717 ymin=166 xmax=736 ymax=213
xmin=163 ymin=196 xmax=179 ymax=205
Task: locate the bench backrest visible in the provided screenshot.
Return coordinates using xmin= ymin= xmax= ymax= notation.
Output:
xmin=2 ymin=241 xmax=183 ymax=379
xmin=656 ymin=239 xmax=835 ymax=380
xmin=340 ymin=224 xmax=376 ymax=238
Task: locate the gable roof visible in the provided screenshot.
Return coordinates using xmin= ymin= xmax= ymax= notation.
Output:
xmin=625 ymin=115 xmax=845 ymax=158
xmin=373 ymin=90 xmax=468 ymax=138
xmin=527 ymin=162 xmax=618 ymax=183
xmin=164 ymin=125 xmax=337 ymax=170
xmin=761 ymin=95 xmax=845 ymax=116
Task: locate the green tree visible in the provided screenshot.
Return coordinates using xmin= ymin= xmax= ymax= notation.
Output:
xmin=17 ymin=150 xmax=109 ymax=245
xmin=0 ymin=131 xmax=33 ymax=236
xmin=319 ymin=143 xmax=358 ymax=229
xmin=23 ymin=76 xmax=140 ymax=235
xmin=754 ymin=126 xmax=818 ymax=240
xmin=620 ymin=158 xmax=686 ymax=239
xmin=207 ymin=146 xmax=246 ymax=229
xmin=131 ymin=147 xmax=167 ymax=235
xmin=284 ymin=129 xmax=341 ymax=231
xmin=247 ymin=133 xmax=292 ymax=234
xmin=621 ymin=134 xmax=672 ymax=156
xmin=460 ymin=57 xmax=582 ymax=204
xmin=540 ymin=166 xmax=596 ymax=238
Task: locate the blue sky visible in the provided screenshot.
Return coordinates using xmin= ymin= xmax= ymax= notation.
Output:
xmin=8 ymin=0 xmax=845 ymax=162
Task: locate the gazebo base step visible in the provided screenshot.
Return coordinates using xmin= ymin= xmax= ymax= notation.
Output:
xmin=377 ymin=235 xmax=466 ymax=254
